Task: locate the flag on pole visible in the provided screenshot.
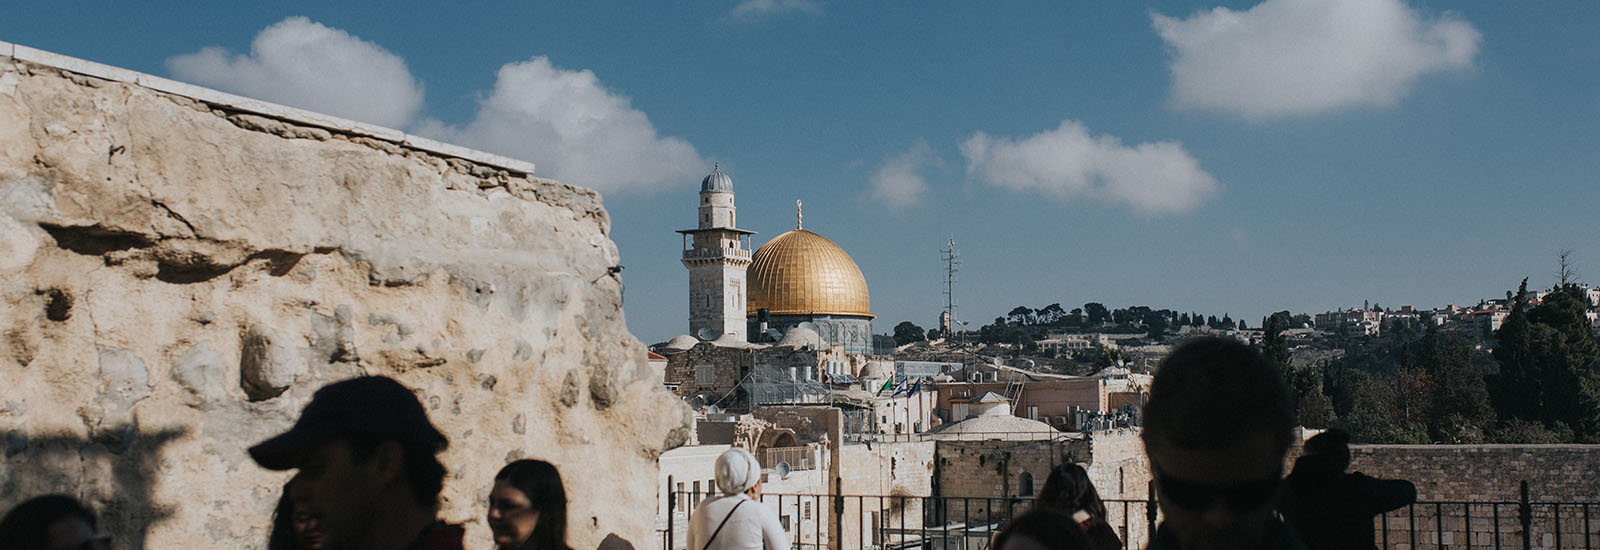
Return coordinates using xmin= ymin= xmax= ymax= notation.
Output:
xmin=877 ymin=377 xmax=895 ymax=395
xmin=908 ymin=379 xmax=922 ymax=396
xmin=890 ymin=379 xmax=910 ymax=397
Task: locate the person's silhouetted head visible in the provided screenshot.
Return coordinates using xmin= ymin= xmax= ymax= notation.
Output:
xmin=1142 ymin=337 xmax=1296 ymax=550
xmin=0 ymin=495 xmax=105 ymax=550
xmin=249 ymin=376 xmax=450 ymax=550
xmin=488 ymin=459 xmax=570 ymax=550
xmin=993 ymin=508 xmax=1095 ymax=550
xmin=1037 ymin=463 xmax=1107 ymax=519
xmin=1303 ymin=428 xmax=1352 ymax=471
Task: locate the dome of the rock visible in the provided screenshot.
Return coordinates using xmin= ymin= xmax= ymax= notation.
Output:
xmin=746 ymin=229 xmax=872 ymax=318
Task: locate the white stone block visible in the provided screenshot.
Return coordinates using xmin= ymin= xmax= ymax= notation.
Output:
xmin=403 ymin=134 xmax=535 ymax=175
xmin=14 ymin=44 xmax=143 ymax=85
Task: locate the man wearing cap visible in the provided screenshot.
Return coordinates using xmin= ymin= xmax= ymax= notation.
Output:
xmin=686 ymin=447 xmax=788 ymax=550
xmin=250 ymin=376 xmax=464 ymax=550
xmin=1143 ymin=338 xmax=1306 ymax=550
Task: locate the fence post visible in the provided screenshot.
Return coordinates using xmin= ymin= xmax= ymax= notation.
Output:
xmin=1147 ymin=480 xmax=1159 ymax=542
xmin=666 ymin=475 xmax=675 ymax=550
xmin=1521 ymin=480 xmax=1533 ymax=550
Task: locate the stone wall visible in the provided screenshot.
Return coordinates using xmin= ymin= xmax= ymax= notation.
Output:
xmin=662 ymin=343 xmax=750 ymax=409
xmin=1346 ymin=445 xmax=1600 ymax=550
xmin=0 ymin=44 xmax=690 ymax=549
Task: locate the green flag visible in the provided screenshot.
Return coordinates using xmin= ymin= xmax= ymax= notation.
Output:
xmin=877 ymin=377 xmax=894 ymax=395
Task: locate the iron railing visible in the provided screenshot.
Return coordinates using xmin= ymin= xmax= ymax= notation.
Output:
xmin=659 ymin=480 xmax=1598 ymax=550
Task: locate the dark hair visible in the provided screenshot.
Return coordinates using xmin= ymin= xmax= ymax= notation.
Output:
xmin=1303 ymin=428 xmax=1352 ymax=470
xmin=268 ymin=480 xmax=299 ymax=550
xmin=343 ymin=433 xmax=448 ymax=509
xmin=1141 ymin=337 xmax=1295 ymax=455
xmin=0 ymin=495 xmax=97 ymax=549
xmin=495 ymin=459 xmax=570 ymax=550
xmin=993 ymin=508 xmax=1095 ymax=550
xmin=1037 ymin=463 xmax=1107 ymax=519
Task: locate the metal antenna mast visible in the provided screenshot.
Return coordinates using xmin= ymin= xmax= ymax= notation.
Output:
xmin=942 ymin=236 xmax=961 ymax=337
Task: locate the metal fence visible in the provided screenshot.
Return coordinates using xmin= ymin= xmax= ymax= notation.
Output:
xmin=660 ymin=480 xmax=1599 ymax=550
xmin=1372 ymin=482 xmax=1597 ymax=550
xmin=660 ymin=479 xmax=1155 ymax=550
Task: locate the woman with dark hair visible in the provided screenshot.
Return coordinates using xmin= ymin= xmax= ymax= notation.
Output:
xmin=1037 ymin=463 xmax=1123 ymax=550
xmin=0 ymin=494 xmax=105 ymax=550
xmin=488 ymin=459 xmax=570 ymax=550
xmin=268 ymin=479 xmax=322 ymax=550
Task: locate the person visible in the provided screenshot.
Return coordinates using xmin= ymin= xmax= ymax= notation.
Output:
xmin=1278 ymin=429 xmax=1417 ymax=550
xmin=685 ymin=448 xmax=788 ymax=550
xmin=269 ymin=479 xmax=323 ymax=550
xmin=487 ymin=459 xmax=570 ymax=550
xmin=1142 ymin=338 xmax=1305 ymax=550
xmin=248 ymin=376 xmax=463 ymax=550
xmin=0 ymin=494 xmax=107 ymax=550
xmin=992 ymin=508 xmax=1096 ymax=550
xmin=1035 ymin=463 xmax=1123 ymax=550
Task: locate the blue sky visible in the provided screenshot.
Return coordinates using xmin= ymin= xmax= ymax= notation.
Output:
xmin=7 ymin=1 xmax=1599 ymax=344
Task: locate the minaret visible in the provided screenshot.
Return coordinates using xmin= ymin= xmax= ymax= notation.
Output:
xmin=677 ymin=164 xmax=754 ymax=340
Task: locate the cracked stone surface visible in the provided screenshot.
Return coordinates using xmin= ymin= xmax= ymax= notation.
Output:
xmin=0 ymin=55 xmax=690 ymax=549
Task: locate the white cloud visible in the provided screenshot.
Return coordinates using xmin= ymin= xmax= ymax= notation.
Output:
xmin=417 ymin=57 xmax=704 ymax=193
xmin=1153 ymin=0 xmax=1480 ymax=119
xmin=731 ymin=0 xmax=823 ymax=20
xmin=960 ymin=120 xmax=1218 ymax=215
xmin=868 ymin=142 xmax=937 ymax=211
xmin=166 ymin=16 xmax=424 ymax=129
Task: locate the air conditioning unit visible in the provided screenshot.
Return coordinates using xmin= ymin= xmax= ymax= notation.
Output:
xmin=968 ymin=372 xmax=982 ymax=382
xmin=985 ymin=372 xmax=999 ymax=382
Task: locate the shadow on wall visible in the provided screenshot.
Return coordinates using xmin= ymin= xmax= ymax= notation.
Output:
xmin=1 ymin=425 xmax=185 ymax=550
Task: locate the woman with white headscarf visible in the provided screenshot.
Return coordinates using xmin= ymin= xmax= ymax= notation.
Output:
xmin=686 ymin=448 xmax=789 ymax=550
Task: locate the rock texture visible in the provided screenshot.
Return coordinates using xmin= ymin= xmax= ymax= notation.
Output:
xmin=0 ymin=47 xmax=690 ymax=549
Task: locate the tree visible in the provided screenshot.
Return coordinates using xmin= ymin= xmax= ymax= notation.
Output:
xmin=1038 ymin=303 xmax=1065 ymax=325
xmin=1008 ymin=306 xmax=1034 ymax=326
xmin=1178 ymin=312 xmax=1192 ymax=326
xmin=1557 ymin=249 xmax=1580 ymax=286
xmin=1147 ymin=315 xmax=1170 ymax=340
xmin=1083 ymin=302 xmax=1109 ymax=325
xmin=892 ymin=321 xmax=926 ymax=346
xmin=1490 ymin=279 xmax=1600 ymax=442
xmin=1413 ymin=324 xmax=1494 ymax=443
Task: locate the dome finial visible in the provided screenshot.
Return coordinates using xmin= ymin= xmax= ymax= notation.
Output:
xmin=796 ymin=200 xmax=803 ymax=229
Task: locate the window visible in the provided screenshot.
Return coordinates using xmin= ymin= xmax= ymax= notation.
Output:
xmin=693 ymin=481 xmax=701 ymax=499
xmin=1018 ymin=472 xmax=1034 ymax=497
xmin=677 ymin=482 xmax=686 ymax=509
xmin=696 ymin=366 xmax=714 ymax=385
xmin=804 ymin=501 xmax=812 ymax=520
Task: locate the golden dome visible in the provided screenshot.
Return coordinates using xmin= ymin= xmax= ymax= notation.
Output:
xmin=746 ymin=229 xmax=873 ymax=318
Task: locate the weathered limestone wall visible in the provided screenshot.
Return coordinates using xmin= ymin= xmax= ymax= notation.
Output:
xmin=0 ymin=44 xmax=690 ymax=549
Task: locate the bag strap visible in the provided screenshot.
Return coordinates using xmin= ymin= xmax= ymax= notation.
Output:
xmin=702 ymin=499 xmax=748 ymax=550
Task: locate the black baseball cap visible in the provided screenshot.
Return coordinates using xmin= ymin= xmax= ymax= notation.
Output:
xmin=249 ymin=376 xmax=449 ymax=470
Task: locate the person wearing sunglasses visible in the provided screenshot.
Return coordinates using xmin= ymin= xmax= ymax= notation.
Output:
xmin=1141 ymin=338 xmax=1305 ymax=550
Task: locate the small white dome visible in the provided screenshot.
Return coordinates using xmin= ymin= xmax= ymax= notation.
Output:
xmin=777 ymin=326 xmax=823 ymax=349
xmin=664 ymin=334 xmax=700 ymax=350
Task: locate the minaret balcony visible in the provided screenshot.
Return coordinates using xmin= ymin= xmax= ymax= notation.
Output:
xmin=681 ymin=247 xmax=752 ymax=262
